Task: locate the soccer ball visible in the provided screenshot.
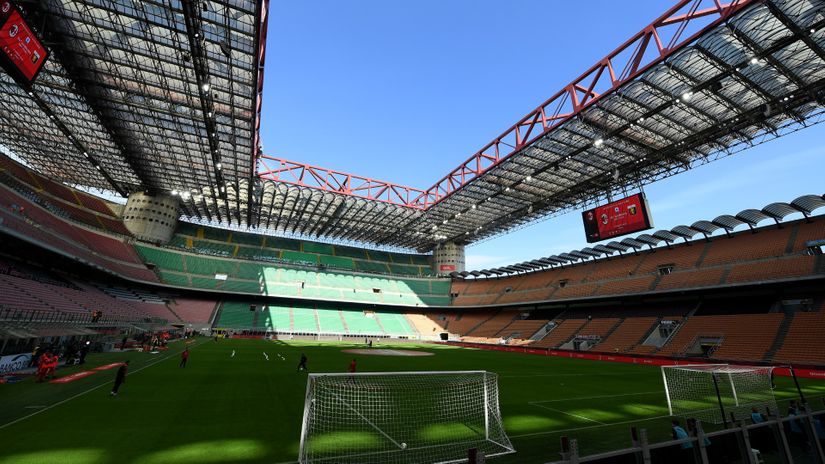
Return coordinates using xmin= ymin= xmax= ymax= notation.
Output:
xmin=401 ymin=443 xmax=407 ymax=449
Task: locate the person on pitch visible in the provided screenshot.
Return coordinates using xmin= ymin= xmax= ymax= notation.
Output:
xmin=296 ymin=353 xmax=308 ymax=372
xmin=180 ymin=348 xmax=189 ymax=368
xmin=110 ymin=361 xmax=129 ymax=396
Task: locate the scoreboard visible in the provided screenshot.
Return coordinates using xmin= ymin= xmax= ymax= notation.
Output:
xmin=582 ymin=193 xmax=653 ymax=243
xmin=0 ymin=1 xmax=49 ymax=87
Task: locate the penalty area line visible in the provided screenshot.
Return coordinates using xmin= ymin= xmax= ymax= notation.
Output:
xmin=0 ymin=340 xmax=205 ymax=431
xmin=530 ymin=390 xmax=662 ymax=404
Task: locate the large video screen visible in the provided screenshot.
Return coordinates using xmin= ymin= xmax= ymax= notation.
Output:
xmin=582 ymin=193 xmax=653 ymax=243
xmin=0 ymin=1 xmax=49 ymax=86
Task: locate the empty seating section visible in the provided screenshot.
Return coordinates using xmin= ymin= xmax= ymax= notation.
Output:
xmin=0 ymin=154 xmax=128 ymax=234
xmin=292 ymin=307 xmax=318 ymax=332
xmin=466 ymin=311 xmax=517 ymax=338
xmin=263 ymin=305 xmax=292 ymax=330
xmin=316 ymin=308 xmax=346 ymax=333
xmin=0 ymin=273 xmax=172 ymax=321
xmin=137 ymin=243 xmax=451 ymax=306
xmin=341 ymin=310 xmax=382 ymax=334
xmin=216 ymin=302 xmax=255 ymax=328
xmin=169 ymin=223 xmax=431 ymax=277
xmin=452 ymin=216 xmax=824 ymax=307
xmin=169 ymin=299 xmax=216 ymax=324
xmin=532 ymin=319 xmax=588 ymax=348
xmin=376 ymin=313 xmax=416 ymax=336
xmin=496 ymin=319 xmax=550 ymax=341
xmin=596 ymin=317 xmax=658 ymax=352
xmin=0 ymin=185 xmax=157 ymax=282
xmin=773 ymin=311 xmax=825 ymax=364
xmin=657 ymin=314 xmax=784 ymax=360
xmin=406 ymin=313 xmax=444 ymax=336
xmin=578 ymin=318 xmax=620 ymax=337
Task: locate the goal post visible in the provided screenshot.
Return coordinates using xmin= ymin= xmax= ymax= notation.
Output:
xmin=661 ymin=364 xmax=777 ymax=424
xmin=298 ymin=370 xmax=515 ymax=463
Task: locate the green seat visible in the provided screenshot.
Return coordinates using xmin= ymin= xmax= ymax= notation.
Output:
xmin=134 ymin=245 xmax=186 ymax=272
xmin=377 ymin=312 xmax=416 ymax=336
xmin=316 ymin=308 xmax=345 ymax=333
xmin=262 ymin=305 xmax=291 ymax=331
xmin=291 ymin=307 xmax=317 ymax=332
xmin=217 ymin=302 xmax=254 ymax=328
xmin=333 ymin=246 xmax=369 ymax=260
xmin=158 ymin=271 xmax=189 ymax=287
xmin=341 ymin=310 xmax=382 ymax=334
xmin=302 ymin=241 xmax=335 ymax=255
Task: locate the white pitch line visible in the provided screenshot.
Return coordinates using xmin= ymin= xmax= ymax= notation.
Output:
xmin=0 ymin=340 xmax=203 ymax=431
xmin=511 ymin=413 xmax=673 ymax=439
xmin=500 ymin=372 xmax=629 ymax=378
xmin=529 ymin=403 xmax=607 ymax=425
xmin=530 ymin=390 xmax=663 ymax=404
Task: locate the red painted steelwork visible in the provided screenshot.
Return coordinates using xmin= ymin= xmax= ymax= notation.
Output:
xmin=257 ymin=0 xmax=757 ymax=209
xmin=257 ymin=154 xmax=427 ymax=208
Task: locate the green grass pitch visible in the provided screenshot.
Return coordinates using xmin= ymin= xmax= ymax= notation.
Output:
xmin=1 ymin=338 xmax=823 ymax=464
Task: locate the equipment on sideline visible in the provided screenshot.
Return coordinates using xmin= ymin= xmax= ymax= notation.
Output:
xmin=661 ymin=364 xmax=777 ymax=425
xmin=298 ymin=370 xmax=514 ymax=463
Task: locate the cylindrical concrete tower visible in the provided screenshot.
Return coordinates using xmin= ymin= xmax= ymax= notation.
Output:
xmin=122 ymin=192 xmax=180 ymax=245
xmin=432 ymin=241 xmax=465 ymax=275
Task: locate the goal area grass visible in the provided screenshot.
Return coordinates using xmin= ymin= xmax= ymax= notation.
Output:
xmin=1 ymin=338 xmax=824 ymax=464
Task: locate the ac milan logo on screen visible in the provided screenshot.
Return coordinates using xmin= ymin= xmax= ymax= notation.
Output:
xmin=9 ymin=24 xmax=18 ymax=38
xmin=1 ymin=2 xmax=10 ymax=13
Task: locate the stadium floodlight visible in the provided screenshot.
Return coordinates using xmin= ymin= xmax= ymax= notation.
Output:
xmin=298 ymin=371 xmax=514 ymax=464
xmin=661 ymin=364 xmax=776 ymax=426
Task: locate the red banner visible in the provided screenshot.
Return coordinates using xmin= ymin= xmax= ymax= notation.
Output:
xmin=92 ymin=363 xmax=124 ymax=371
xmin=439 ymin=264 xmax=456 ymax=272
xmin=49 ymin=371 xmax=96 ymax=384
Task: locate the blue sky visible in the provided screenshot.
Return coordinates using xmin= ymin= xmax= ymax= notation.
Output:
xmin=261 ymin=1 xmax=825 ymax=268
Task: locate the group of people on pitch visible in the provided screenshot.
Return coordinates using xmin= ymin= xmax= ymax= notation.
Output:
xmin=35 ymin=351 xmax=59 ymax=382
xmin=295 ymin=353 xmax=357 ymax=374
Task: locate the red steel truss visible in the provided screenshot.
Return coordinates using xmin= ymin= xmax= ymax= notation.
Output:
xmin=257 ymin=154 xmax=427 ymax=208
xmin=257 ymin=0 xmax=756 ymax=209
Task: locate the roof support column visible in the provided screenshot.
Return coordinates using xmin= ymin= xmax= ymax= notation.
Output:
xmin=432 ymin=242 xmax=465 ymax=276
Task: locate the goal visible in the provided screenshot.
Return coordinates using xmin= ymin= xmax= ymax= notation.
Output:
xmin=298 ymin=371 xmax=515 ymax=463
xmin=661 ymin=364 xmax=777 ymax=424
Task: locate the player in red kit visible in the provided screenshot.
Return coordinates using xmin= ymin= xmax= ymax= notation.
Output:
xmin=180 ymin=348 xmax=189 ymax=368
xmin=349 ymin=358 xmax=357 ymax=373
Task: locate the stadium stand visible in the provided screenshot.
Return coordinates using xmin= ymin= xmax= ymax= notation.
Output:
xmin=595 ymin=317 xmax=659 ymax=353
xmin=134 ymin=243 xmax=451 ymax=306
xmin=656 ymin=314 xmax=784 ymax=361
xmin=495 ymin=319 xmax=551 ymax=344
xmin=465 ymin=311 xmax=518 ymax=338
xmin=772 ymin=307 xmax=825 ymax=365
xmin=531 ymin=319 xmax=588 ymax=348
xmin=167 ymin=299 xmax=218 ymax=324
xmin=168 ymin=223 xmax=432 ymax=277
xmin=451 ymin=216 xmax=824 ymax=307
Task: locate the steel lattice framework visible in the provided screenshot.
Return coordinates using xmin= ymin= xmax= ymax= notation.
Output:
xmin=0 ymin=0 xmax=824 ymax=252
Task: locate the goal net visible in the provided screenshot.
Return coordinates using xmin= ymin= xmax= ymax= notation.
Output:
xmin=298 ymin=370 xmax=515 ymax=464
xmin=661 ymin=364 xmax=776 ymax=424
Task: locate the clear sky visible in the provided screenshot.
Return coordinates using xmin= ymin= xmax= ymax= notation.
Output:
xmin=261 ymin=0 xmax=825 ymax=268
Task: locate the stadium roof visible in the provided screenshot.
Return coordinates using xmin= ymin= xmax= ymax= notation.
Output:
xmin=454 ymin=193 xmax=825 ymax=279
xmin=0 ymin=0 xmax=824 ymax=251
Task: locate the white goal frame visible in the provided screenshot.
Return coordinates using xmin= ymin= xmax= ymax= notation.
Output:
xmin=298 ymin=370 xmax=515 ymax=464
xmin=661 ymin=364 xmax=777 ymax=424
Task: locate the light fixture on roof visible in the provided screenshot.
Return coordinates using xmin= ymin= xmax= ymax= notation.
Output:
xmin=202 ymin=83 xmax=210 ymax=92
xmin=593 ymin=138 xmax=604 ymax=147
xmin=171 ymin=189 xmax=178 ymax=196
xmin=181 ymin=191 xmax=190 ymax=200
xmin=471 ymin=204 xmax=477 ymax=209
xmin=215 ymin=162 xmax=222 ymax=170
xmin=83 ymin=152 xmax=88 ymax=157
xmin=750 ymin=57 xmax=759 ymax=65
xmin=487 ymin=196 xmax=492 ymax=201
xmin=442 ymin=219 xmax=448 ymax=224
xmin=504 ymin=187 xmax=511 ymax=192
xmin=681 ymin=91 xmax=693 ymax=102
xmin=207 ymin=112 xmax=213 ymax=117
xmin=811 ymin=28 xmax=817 ymax=34
xmin=638 ymin=117 xmax=645 ymax=122
xmin=27 ymin=91 xmax=32 ymax=96
xmin=525 ymin=175 xmax=532 ymax=182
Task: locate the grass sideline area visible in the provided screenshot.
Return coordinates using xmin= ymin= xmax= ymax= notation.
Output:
xmin=0 ymin=338 xmax=823 ymax=463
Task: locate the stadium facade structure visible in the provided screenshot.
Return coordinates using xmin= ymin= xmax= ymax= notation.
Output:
xmin=0 ymin=0 xmax=822 ymax=261
xmin=0 ymin=0 xmax=825 ymax=368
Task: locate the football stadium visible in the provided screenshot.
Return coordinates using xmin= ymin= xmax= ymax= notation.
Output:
xmin=0 ymin=0 xmax=825 ymax=463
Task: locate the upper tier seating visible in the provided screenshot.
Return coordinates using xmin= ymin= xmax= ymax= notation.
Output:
xmin=170 ymin=223 xmax=431 ymax=277
xmin=0 ymin=185 xmax=157 ymax=283
xmin=0 ymin=155 xmax=129 ymax=235
xmin=135 ymin=244 xmax=451 ymax=306
xmin=169 ymin=299 xmax=217 ymax=324
xmin=451 ymin=216 xmax=824 ymax=307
